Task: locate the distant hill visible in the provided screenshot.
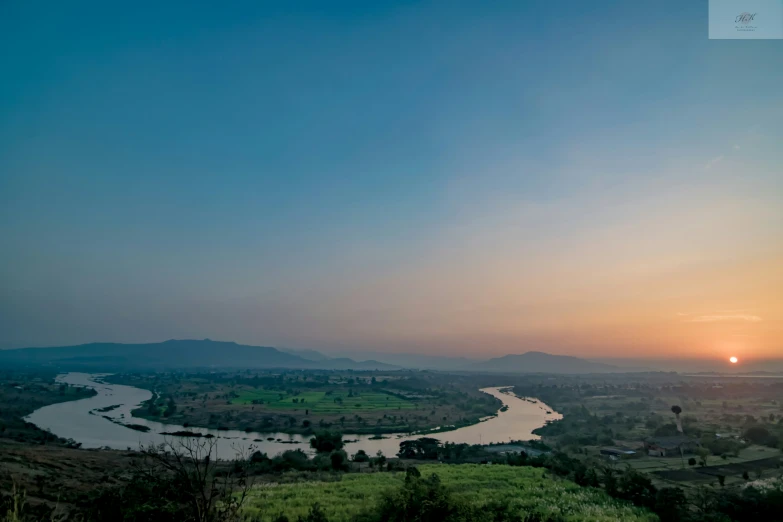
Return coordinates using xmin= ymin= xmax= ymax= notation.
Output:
xmin=466 ymin=351 xmax=622 ymax=374
xmin=0 ymin=339 xmax=396 ymax=371
xmin=331 ymin=351 xmax=478 ymax=370
xmin=0 ymin=340 xmax=654 ymax=374
xmin=278 ymin=347 xmax=331 ymax=362
xmin=316 ymin=357 xmax=399 ymax=371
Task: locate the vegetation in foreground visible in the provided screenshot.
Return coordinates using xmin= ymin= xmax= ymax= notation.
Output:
xmin=245 ymin=464 xmax=657 ymax=522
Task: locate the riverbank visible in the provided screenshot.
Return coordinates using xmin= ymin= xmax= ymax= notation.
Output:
xmin=0 ymin=369 xmax=97 ymax=446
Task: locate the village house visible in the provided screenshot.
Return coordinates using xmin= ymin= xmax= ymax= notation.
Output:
xmin=599 ymin=447 xmax=637 ymax=460
xmin=643 ymin=436 xmax=700 ymax=457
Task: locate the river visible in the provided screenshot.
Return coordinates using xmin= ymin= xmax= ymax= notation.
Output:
xmin=26 ymin=373 xmax=561 ymax=458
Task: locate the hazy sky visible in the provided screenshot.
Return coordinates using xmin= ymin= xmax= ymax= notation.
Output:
xmin=1 ymin=1 xmax=781 ymax=360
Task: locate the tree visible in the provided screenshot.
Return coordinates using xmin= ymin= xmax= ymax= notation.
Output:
xmin=373 ymin=450 xmax=387 ymax=470
xmin=397 ymin=438 xmax=441 ymax=460
xmin=88 ymin=437 xmax=254 ymax=522
xmin=654 ymin=487 xmax=687 ymax=522
xmin=601 ymin=466 xmax=618 ymax=497
xmin=696 ymin=447 xmax=710 ymax=467
xmin=330 ymin=450 xmax=348 ymax=471
xmin=615 ymin=469 xmax=657 ymax=509
xmin=310 ymin=431 xmax=344 ymax=453
xmin=688 ymin=457 xmax=697 ymax=466
xmin=670 ymin=405 xmax=683 ymax=433
xmin=250 ymin=451 xmax=270 ymax=465
xmin=367 ymin=470 xmax=470 ymax=522
xmin=743 ymin=425 xmax=774 ymax=446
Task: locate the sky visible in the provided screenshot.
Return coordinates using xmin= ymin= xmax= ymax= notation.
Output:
xmin=1 ymin=1 xmax=781 ymax=362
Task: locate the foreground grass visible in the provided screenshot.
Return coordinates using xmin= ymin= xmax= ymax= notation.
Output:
xmin=245 ymin=464 xmax=658 ymax=522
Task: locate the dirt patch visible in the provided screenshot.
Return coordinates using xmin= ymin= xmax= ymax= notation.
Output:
xmin=0 ymin=439 xmax=140 ymax=513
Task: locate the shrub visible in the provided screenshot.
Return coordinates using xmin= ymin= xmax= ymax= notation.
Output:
xmin=353 ymin=449 xmax=370 ymax=462
xmin=298 ymin=503 xmax=329 ymax=522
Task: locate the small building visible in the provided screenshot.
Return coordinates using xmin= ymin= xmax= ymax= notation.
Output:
xmin=715 ymin=433 xmax=737 ymax=439
xmin=600 ymin=447 xmax=637 ymax=459
xmin=644 ymin=436 xmax=700 ymax=457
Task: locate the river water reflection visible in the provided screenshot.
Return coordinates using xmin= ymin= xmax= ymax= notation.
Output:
xmin=26 ymin=373 xmax=561 ymax=458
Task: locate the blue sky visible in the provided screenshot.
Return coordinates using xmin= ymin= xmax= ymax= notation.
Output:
xmin=1 ymin=1 xmax=781 ymax=358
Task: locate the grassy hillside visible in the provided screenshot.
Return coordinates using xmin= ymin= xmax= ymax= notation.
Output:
xmin=245 ymin=464 xmax=658 ymax=522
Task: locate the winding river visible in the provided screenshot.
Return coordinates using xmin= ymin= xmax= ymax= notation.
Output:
xmin=26 ymin=373 xmax=561 ymax=458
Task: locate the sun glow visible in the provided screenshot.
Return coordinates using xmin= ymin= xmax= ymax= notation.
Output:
xmin=729 ymin=356 xmax=738 ymax=364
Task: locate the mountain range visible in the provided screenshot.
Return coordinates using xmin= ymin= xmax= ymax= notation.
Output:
xmin=0 ymin=339 xmax=649 ymax=374
xmin=0 ymin=340 xmax=397 ymax=371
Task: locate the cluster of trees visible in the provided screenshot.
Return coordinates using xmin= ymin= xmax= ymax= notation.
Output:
xmin=397 ymin=437 xmax=490 ymax=462
xmin=241 ymin=431 xmax=354 ymax=474
xmin=247 ymin=448 xmax=350 ymax=473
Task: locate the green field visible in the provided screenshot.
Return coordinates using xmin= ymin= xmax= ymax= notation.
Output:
xmin=626 ymin=444 xmax=780 ymax=474
xmin=245 ymin=464 xmax=658 ymax=522
xmin=235 ymin=389 xmax=416 ymax=413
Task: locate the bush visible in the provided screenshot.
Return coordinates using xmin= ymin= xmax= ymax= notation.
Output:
xmin=278 ymin=449 xmax=315 ymax=471
xmin=353 ymin=449 xmax=370 ymax=462
xmin=362 ymin=469 xmax=473 ymax=522
xmin=298 ymin=503 xmax=329 ymax=522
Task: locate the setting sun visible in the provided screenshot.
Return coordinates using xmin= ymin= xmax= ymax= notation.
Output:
xmin=729 ymin=356 xmax=738 ymax=364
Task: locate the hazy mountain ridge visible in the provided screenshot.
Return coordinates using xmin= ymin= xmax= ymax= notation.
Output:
xmin=467 ymin=351 xmax=624 ymax=374
xmin=1 ymin=340 xmax=739 ymax=374
xmin=277 ymin=347 xmax=331 ymax=361
xmin=330 ymin=351 xmax=479 ymax=370
xmin=0 ymin=340 xmax=398 ymax=371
